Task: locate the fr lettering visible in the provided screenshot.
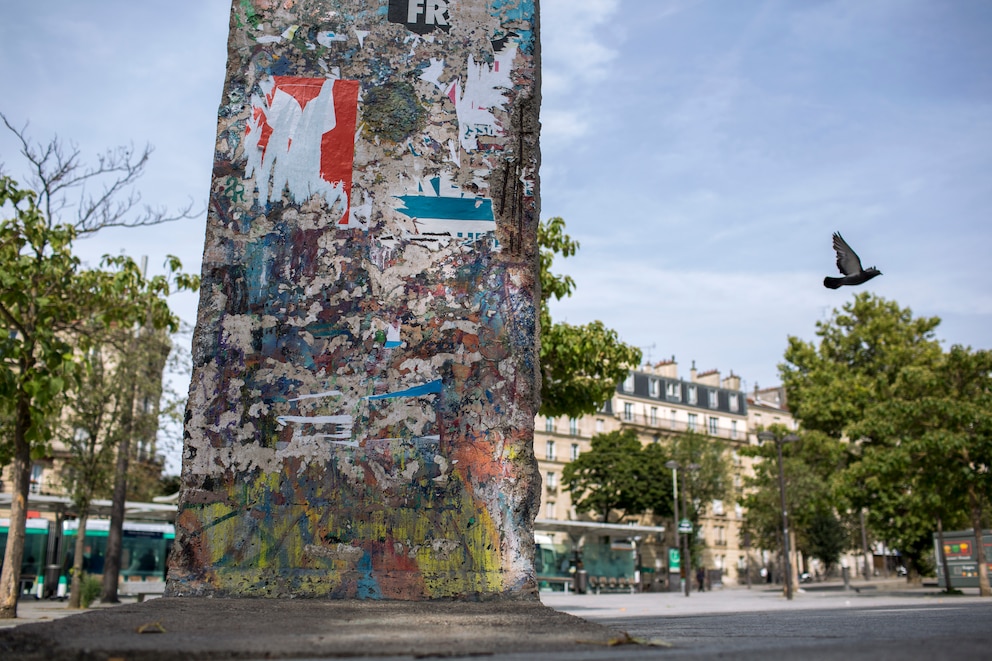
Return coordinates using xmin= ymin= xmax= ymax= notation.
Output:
xmin=407 ymin=0 xmax=449 ymax=26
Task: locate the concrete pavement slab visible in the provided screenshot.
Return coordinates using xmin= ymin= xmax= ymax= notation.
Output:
xmin=0 ymin=597 xmax=631 ymax=660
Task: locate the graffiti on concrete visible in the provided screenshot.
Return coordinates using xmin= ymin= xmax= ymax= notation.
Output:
xmin=168 ymin=0 xmax=541 ymax=601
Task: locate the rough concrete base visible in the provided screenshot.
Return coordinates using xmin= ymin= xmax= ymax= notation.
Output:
xmin=0 ymin=598 xmax=625 ymax=660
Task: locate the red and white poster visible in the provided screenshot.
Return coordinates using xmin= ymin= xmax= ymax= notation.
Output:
xmin=245 ymin=76 xmax=360 ymax=226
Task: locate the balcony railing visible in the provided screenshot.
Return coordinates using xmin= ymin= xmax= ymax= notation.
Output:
xmin=616 ymin=412 xmax=744 ymax=441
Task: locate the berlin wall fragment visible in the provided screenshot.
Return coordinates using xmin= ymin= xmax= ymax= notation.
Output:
xmin=167 ymin=0 xmax=541 ymax=600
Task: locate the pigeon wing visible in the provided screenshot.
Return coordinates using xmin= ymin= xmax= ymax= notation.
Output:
xmin=832 ymin=232 xmax=864 ymax=276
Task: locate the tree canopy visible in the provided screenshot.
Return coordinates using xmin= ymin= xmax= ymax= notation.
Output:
xmin=740 ymin=429 xmax=849 ymax=573
xmin=0 ymin=175 xmax=198 ymax=617
xmin=780 ymin=293 xmax=991 ymax=591
xmin=562 ymin=429 xmax=670 ymax=523
xmin=538 ymin=217 xmax=641 ymax=418
xmin=850 ymin=344 xmax=992 ymax=593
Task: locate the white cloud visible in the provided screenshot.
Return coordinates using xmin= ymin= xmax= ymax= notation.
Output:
xmin=540 ymin=108 xmax=591 ymax=144
xmin=541 ymin=0 xmax=621 ymax=95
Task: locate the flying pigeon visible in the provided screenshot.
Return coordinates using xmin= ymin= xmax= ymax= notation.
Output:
xmin=823 ymin=232 xmax=882 ymax=289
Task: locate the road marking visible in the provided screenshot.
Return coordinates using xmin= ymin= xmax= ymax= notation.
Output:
xmin=857 ymin=607 xmax=965 ymax=614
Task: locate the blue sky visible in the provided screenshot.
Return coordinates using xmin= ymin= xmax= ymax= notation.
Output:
xmin=2 ymin=1 xmax=990 ymax=461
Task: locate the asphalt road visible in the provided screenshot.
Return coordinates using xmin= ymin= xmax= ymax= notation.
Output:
xmin=542 ymin=585 xmax=992 ymax=660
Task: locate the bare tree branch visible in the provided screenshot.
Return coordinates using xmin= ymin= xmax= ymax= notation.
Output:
xmin=1 ymin=112 xmax=201 ymax=236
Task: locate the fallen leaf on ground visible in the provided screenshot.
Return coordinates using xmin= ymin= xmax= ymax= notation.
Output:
xmin=136 ymin=621 xmax=167 ymax=634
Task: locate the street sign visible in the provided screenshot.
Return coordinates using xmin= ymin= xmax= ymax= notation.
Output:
xmin=678 ymin=519 xmax=692 ymax=533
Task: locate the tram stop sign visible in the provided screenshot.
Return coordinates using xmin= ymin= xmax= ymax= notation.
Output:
xmin=678 ymin=519 xmax=693 ymax=534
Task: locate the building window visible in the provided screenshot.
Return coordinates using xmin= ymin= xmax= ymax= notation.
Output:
xmin=712 ymin=500 xmax=725 ymax=515
xmin=29 ymin=463 xmax=44 ymax=495
xmin=623 ymin=402 xmax=634 ymax=421
xmin=545 ymin=417 xmax=554 ymax=432
xmin=708 ymin=390 xmax=718 ymax=408
xmin=595 ymin=418 xmax=605 ymax=433
xmin=570 ymin=443 xmax=580 ymax=461
xmin=650 ymin=407 xmax=658 ymax=426
xmin=622 ymin=373 xmax=634 ymax=393
xmin=670 ymin=410 xmax=677 ymax=429
xmin=569 ymin=417 xmax=578 ymax=436
xmin=546 ymin=471 xmax=558 ymax=491
xmin=666 ymin=382 xmax=680 ymax=401
xmin=545 ymin=501 xmax=556 ymax=519
xmin=688 ymin=386 xmax=697 ymax=405
xmin=731 ymin=420 xmax=738 ymax=440
xmin=708 ymin=416 xmax=719 ymax=435
xmin=649 ymin=378 xmax=660 ymax=397
xmin=729 ymin=394 xmax=739 ymax=412
xmin=546 ymin=441 xmax=556 ymax=461
xmin=687 ymin=413 xmax=698 ymax=431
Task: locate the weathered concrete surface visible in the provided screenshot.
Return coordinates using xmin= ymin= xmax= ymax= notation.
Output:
xmin=171 ymin=0 xmax=542 ymax=600
xmin=0 ymin=598 xmax=623 ymax=660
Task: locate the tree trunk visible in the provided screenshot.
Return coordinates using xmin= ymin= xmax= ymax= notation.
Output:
xmin=101 ymin=356 xmax=138 ymax=603
xmin=968 ymin=490 xmax=991 ymax=597
xmin=860 ymin=509 xmax=872 ymax=580
xmin=936 ymin=515 xmax=953 ymax=593
xmin=101 ymin=433 xmax=130 ymax=603
xmin=0 ymin=397 xmax=33 ymax=619
xmin=67 ymin=511 xmax=90 ymax=609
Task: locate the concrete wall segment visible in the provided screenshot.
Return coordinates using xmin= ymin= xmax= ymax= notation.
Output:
xmin=169 ymin=0 xmax=541 ymax=601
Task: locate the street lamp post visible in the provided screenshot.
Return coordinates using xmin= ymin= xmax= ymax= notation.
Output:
xmin=757 ymin=431 xmax=800 ymax=601
xmin=666 ymin=460 xmax=700 ymax=597
xmin=665 ymin=461 xmax=682 ymax=595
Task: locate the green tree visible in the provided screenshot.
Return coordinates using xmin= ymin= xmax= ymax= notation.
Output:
xmin=780 ymin=293 xmax=942 ymax=439
xmin=852 ymin=345 xmax=992 ymax=594
xmin=740 ymin=430 xmax=849 ymax=574
xmin=779 ymin=293 xmax=989 ymax=584
xmin=0 ymin=177 xmax=83 ymax=618
xmin=57 ymin=310 xmax=177 ymax=607
xmin=97 ymin=256 xmax=196 ymax=603
xmin=58 ymin=350 xmax=118 ymax=609
xmin=1 ymin=118 xmax=200 ymax=613
xmin=538 ymin=217 xmax=641 ymax=417
xmin=805 ymin=506 xmax=848 ymax=576
xmin=669 ymin=431 xmax=732 ymax=566
xmin=562 ymin=429 xmax=672 ymax=523
xmin=0 ymin=177 xmax=196 ymax=617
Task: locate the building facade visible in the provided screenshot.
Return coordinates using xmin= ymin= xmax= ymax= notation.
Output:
xmin=534 ymin=359 xmax=799 ymax=589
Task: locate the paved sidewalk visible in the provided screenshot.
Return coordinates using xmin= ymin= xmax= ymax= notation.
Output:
xmin=0 ymin=597 xmax=125 ymax=629
xmin=0 ymin=597 xmax=628 ymax=660
xmin=542 ymin=579 xmax=986 ymax=620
